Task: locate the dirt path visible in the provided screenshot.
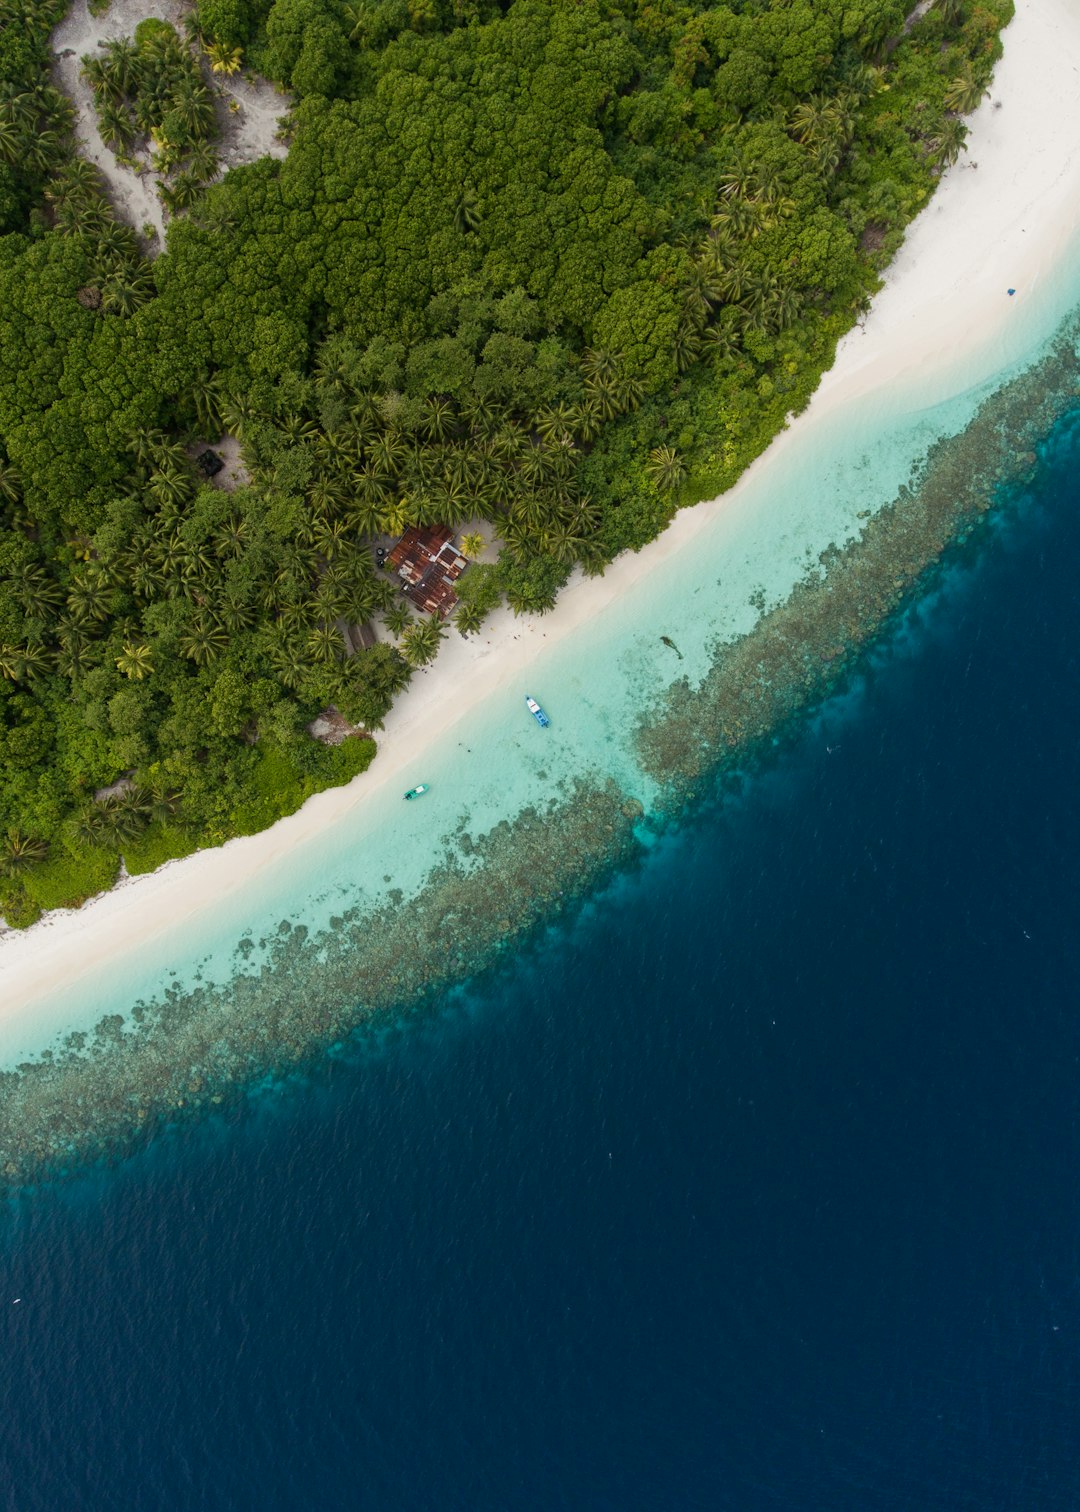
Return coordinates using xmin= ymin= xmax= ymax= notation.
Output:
xmin=51 ymin=0 xmax=290 ymax=250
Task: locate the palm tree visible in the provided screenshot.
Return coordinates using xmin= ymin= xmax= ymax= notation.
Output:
xmin=56 ymin=638 xmax=94 ymax=679
xmin=129 ymin=427 xmax=170 ymax=468
xmin=160 ymin=173 xmax=205 ymax=216
xmin=342 ymin=2 xmax=369 ymax=41
xmin=19 ymin=642 xmax=53 ymax=681
xmin=16 ymin=567 xmax=63 ymax=621
xmin=0 ymin=88 xmax=39 ymax=130
xmin=0 ymin=644 xmax=24 ymax=681
xmin=380 ymin=498 xmax=410 ymax=538
xmin=206 ymin=41 xmax=243 ymax=75
xmin=172 ymin=79 xmax=215 ymax=140
xmin=717 ymin=255 xmax=755 ymax=307
xmin=193 ymin=374 xmax=224 ymax=437
xmin=220 ymin=393 xmax=260 ymax=441
xmin=97 ymin=101 xmax=135 ymax=152
xmin=81 ymin=55 xmax=121 ymax=104
xmin=0 ymin=830 xmax=49 ymax=879
xmin=270 ymin=639 xmax=307 ymax=691
xmin=743 ymin=267 xmax=781 ymax=327
xmin=459 ymin=531 xmax=486 ymax=560
xmin=717 ymin=154 xmax=756 ymax=201
xmin=94 ymin=219 xmax=139 ymax=264
xmin=24 ymin=129 xmax=62 ymax=174
xmin=935 ymin=0 xmax=965 ymax=23
xmin=645 ymin=445 xmax=686 ymax=493
xmin=215 ymin=514 xmax=249 ymax=559
xmin=616 ymin=373 xmax=644 ymax=414
xmin=400 ymin=615 xmax=445 ymax=667
xmin=454 ymin=602 xmax=486 ymax=637
xmin=131 ymin=551 xmax=167 ymax=601
xmin=771 ymin=286 xmax=802 ymax=334
xmin=116 ymin=641 xmax=154 ymax=679
xmin=584 ymin=372 xmax=623 ymax=423
xmin=0 ymin=460 xmax=21 ymax=508
xmin=0 ymin=118 xmax=21 ymax=164
xmin=531 ymin=403 xmax=574 ymax=446
xmin=542 ymin=522 xmax=584 ymax=567
xmin=278 ymin=412 xmax=319 ymax=446
xmin=313 ymin=518 xmax=351 ymax=561
xmin=372 ymin=433 xmax=406 ymax=477
xmin=347 ymin=495 xmax=385 ymax=538
xmin=674 ymin=321 xmax=703 ymax=373
xmin=101 ymin=270 xmax=153 ymax=317
xmin=306 ymin=622 xmax=343 ymax=665
xmin=454 ymin=188 xmax=482 ymax=234
xmin=311 ymin=576 xmax=349 ymax=624
xmin=682 ymin=264 xmax=724 ymax=323
xmin=47 ymin=159 xmax=103 ymax=204
xmin=581 ymin=347 xmax=621 ymax=383
xmin=944 ymin=71 xmax=985 ymax=116
xmin=499 ymin=515 xmax=533 ymax=558
xmin=72 ymin=805 xmax=109 ymax=849
xmin=710 ymin=196 xmax=760 ymax=240
xmin=383 ymin=602 xmax=412 ymax=637
xmin=186 ymin=138 xmax=219 ymax=183
xmin=813 ymin=136 xmax=844 ymax=178
xmin=147 ymin=465 xmax=193 ymax=510
xmin=789 ymin=94 xmax=833 ymax=148
xmin=67 ymin=573 xmax=113 ymax=625
xmin=102 ymin=37 xmax=139 ymax=94
xmin=130 ymin=781 xmax=182 ymax=825
xmin=179 ymin=615 xmax=228 ymax=665
xmin=931 ymin=117 xmax=968 ymax=168
xmin=421 ymin=397 xmax=457 ymax=442
xmin=98 ymin=793 xmax=148 ymax=846
xmin=219 ymin=588 xmax=255 ymax=633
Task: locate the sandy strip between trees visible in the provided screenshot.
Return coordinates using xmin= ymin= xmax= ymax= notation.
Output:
xmin=3 ymin=0 xmax=1080 ymax=1012
xmin=52 ymin=0 xmax=288 ymax=245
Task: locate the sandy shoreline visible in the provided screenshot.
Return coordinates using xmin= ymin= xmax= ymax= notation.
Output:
xmin=4 ymin=0 xmax=1080 ymax=1011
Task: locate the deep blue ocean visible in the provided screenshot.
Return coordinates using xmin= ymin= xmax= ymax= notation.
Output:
xmin=3 ymin=412 xmax=1080 ymax=1510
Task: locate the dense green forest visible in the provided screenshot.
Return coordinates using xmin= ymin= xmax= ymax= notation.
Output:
xmin=0 ymin=0 xmax=1011 ymax=923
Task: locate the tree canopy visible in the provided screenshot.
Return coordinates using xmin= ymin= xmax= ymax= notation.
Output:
xmin=0 ymin=0 xmax=1013 ymax=922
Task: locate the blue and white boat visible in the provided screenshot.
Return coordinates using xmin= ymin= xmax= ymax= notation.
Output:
xmin=525 ymin=695 xmax=550 ymax=728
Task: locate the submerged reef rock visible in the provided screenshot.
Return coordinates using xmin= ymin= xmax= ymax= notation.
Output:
xmin=0 ymin=780 xmax=645 ymax=1188
xmin=636 ymin=323 xmax=1080 ymax=802
xmin=3 ymin=320 xmax=1080 ymax=1191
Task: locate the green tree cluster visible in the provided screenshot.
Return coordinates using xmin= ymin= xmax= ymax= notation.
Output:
xmin=81 ymin=21 xmax=221 ymax=212
xmin=0 ymin=0 xmax=1013 ymax=920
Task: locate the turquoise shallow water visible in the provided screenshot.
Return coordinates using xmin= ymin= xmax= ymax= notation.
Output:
xmin=2 ymin=226 xmax=1080 ymax=1074
xmin=3 ymin=383 xmax=1080 ymax=1510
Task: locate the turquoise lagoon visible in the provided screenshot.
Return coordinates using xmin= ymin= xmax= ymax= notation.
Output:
xmin=2 ymin=227 xmax=1080 ymax=1101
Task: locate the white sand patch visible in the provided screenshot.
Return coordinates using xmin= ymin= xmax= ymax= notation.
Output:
xmin=51 ymin=0 xmax=289 ymax=246
xmin=4 ymin=0 xmax=1080 ymax=1022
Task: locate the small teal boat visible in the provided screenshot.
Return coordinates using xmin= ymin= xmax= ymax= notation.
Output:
xmin=403 ymin=784 xmax=430 ymax=800
xmin=525 ymin=695 xmax=549 ymax=728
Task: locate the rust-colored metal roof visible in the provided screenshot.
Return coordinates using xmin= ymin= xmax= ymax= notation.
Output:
xmin=386 ymin=526 xmax=454 ymax=572
xmin=387 ymin=526 xmax=468 ymax=619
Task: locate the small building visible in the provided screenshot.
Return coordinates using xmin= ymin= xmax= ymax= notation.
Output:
xmin=196 ymin=449 xmax=224 ymax=478
xmin=385 ymin=525 xmax=469 ymax=618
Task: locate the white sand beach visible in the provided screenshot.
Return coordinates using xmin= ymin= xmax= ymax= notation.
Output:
xmin=3 ymin=0 xmax=1080 ymax=1017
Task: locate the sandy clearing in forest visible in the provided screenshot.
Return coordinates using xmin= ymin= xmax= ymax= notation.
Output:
xmin=3 ymin=0 xmax=1080 ymax=1004
xmin=51 ymin=0 xmax=289 ymax=247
